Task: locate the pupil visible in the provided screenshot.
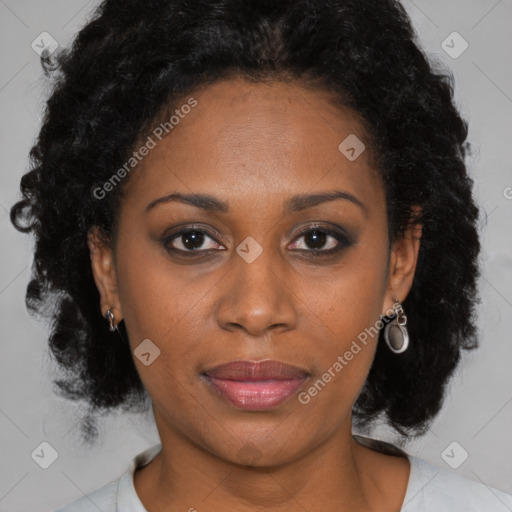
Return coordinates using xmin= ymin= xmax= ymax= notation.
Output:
xmin=183 ymin=231 xmax=204 ymax=249
xmin=306 ymin=230 xmax=326 ymax=249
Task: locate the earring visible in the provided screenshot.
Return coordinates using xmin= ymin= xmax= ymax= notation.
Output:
xmin=105 ymin=308 xmax=116 ymax=332
xmin=383 ymin=298 xmax=409 ymax=354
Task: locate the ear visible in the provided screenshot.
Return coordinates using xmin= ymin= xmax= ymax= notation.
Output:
xmin=382 ymin=206 xmax=422 ymax=315
xmin=87 ymin=226 xmax=123 ymax=326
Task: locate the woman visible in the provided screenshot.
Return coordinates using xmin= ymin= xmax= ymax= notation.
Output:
xmin=11 ymin=0 xmax=512 ymax=510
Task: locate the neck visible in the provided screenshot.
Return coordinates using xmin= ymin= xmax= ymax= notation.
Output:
xmin=133 ymin=413 xmax=408 ymax=511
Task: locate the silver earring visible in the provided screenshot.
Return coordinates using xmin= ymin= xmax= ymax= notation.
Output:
xmin=383 ymin=299 xmax=409 ymax=354
xmin=105 ymin=309 xmax=116 ymax=332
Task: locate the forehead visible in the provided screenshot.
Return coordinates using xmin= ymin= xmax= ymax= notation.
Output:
xmin=122 ymin=78 xmax=384 ymax=216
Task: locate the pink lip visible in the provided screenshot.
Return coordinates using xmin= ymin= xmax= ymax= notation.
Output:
xmin=202 ymin=360 xmax=310 ymax=411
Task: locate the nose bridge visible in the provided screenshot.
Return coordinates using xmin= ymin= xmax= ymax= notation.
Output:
xmin=216 ymin=240 xmax=297 ymax=335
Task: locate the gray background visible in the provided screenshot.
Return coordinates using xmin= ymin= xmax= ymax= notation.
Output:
xmin=1 ymin=0 xmax=511 ymax=510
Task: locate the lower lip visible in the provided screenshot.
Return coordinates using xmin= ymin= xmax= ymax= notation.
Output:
xmin=204 ymin=376 xmax=307 ymax=410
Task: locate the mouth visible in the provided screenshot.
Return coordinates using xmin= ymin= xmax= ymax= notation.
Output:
xmin=201 ymin=360 xmax=310 ymax=411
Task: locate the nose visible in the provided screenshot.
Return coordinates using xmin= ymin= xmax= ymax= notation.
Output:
xmin=216 ymin=248 xmax=298 ymax=337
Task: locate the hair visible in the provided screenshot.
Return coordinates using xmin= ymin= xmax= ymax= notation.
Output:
xmin=11 ymin=0 xmax=480 ymax=443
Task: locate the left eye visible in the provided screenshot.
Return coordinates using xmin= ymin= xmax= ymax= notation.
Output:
xmin=288 ymin=228 xmax=349 ymax=253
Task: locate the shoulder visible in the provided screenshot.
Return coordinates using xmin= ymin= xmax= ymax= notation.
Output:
xmin=403 ymin=455 xmax=512 ymax=511
xmin=53 ymin=443 xmax=162 ymax=512
xmin=53 ymin=480 xmax=118 ymax=512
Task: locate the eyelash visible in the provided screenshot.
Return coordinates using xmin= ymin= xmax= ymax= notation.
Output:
xmin=163 ymin=224 xmax=352 ymax=258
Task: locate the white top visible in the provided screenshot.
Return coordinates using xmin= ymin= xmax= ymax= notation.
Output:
xmin=54 ymin=442 xmax=512 ymax=511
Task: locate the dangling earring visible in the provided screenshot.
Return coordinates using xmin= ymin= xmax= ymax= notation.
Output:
xmin=383 ymin=298 xmax=409 ymax=354
xmin=105 ymin=308 xmax=116 ymax=332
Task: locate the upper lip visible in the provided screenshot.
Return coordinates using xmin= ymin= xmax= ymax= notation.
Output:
xmin=203 ymin=360 xmax=310 ymax=381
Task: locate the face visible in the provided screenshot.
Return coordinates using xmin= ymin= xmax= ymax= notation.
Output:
xmin=89 ymin=78 xmax=420 ymax=466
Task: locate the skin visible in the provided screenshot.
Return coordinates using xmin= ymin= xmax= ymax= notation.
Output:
xmin=88 ymin=78 xmax=422 ymax=512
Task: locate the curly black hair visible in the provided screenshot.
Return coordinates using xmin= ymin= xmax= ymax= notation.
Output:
xmin=11 ymin=0 xmax=480 ymax=443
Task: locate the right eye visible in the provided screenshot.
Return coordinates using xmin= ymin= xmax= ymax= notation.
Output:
xmin=163 ymin=227 xmax=225 ymax=254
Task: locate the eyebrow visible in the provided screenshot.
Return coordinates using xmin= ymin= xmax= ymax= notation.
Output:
xmin=145 ymin=190 xmax=367 ymax=216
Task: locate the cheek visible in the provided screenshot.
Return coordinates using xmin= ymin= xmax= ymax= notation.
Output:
xmin=113 ymin=232 xmax=213 ymax=374
xmin=295 ymin=240 xmax=388 ymax=402
xmin=115 ymin=255 xmax=214 ymax=423
xmin=304 ymin=238 xmax=389 ymax=345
